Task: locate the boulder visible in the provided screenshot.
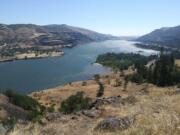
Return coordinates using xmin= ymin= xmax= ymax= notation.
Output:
xmin=91 ymin=96 xmax=123 ymax=108
xmin=45 ymin=112 xmax=63 ymax=122
xmin=0 ymin=124 xmax=7 ymax=135
xmin=82 ymin=109 xmax=101 ymax=118
xmin=95 ymin=116 xmax=134 ymax=131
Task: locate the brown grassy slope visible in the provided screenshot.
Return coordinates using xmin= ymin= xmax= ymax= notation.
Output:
xmin=10 ymin=82 xmax=180 ymax=135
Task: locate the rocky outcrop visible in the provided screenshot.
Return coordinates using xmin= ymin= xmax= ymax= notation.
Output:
xmin=95 ymin=116 xmax=135 ymax=131
xmin=82 ymin=109 xmax=101 ymax=118
xmin=0 ymin=94 xmax=27 ymax=120
xmin=90 ymin=95 xmax=137 ymax=108
xmin=90 ymin=96 xmax=123 ymax=108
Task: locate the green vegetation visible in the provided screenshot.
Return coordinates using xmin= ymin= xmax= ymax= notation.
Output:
xmin=96 ymin=82 xmax=105 ymax=97
xmin=82 ymin=81 xmax=87 ymax=86
xmin=3 ymin=90 xmax=45 ymax=121
xmin=94 ymin=74 xmax=100 ymax=82
xmin=127 ymin=49 xmax=180 ymax=86
xmin=96 ymin=51 xmax=180 ymax=87
xmin=60 ymin=91 xmax=91 ymax=114
xmin=147 ymin=50 xmax=180 ymax=86
xmin=47 ymin=105 xmax=55 ymax=112
xmin=96 ymin=53 xmax=157 ymax=70
xmin=135 ymin=43 xmax=180 ymax=59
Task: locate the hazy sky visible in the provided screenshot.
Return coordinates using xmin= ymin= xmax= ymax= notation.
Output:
xmin=0 ymin=0 xmax=180 ymax=36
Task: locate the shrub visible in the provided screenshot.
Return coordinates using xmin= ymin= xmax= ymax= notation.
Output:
xmin=94 ymin=74 xmax=100 ymax=82
xmin=4 ymin=90 xmax=40 ymax=111
xmin=60 ymin=92 xmax=91 ymax=114
xmin=27 ymin=111 xmax=42 ymax=121
xmin=177 ymin=83 xmax=180 ymax=88
xmin=97 ymin=82 xmax=104 ymax=97
xmin=82 ymin=81 xmax=87 ymax=86
xmin=129 ymin=73 xmax=144 ymax=84
xmin=4 ymin=90 xmax=44 ymax=121
xmin=47 ymin=106 xmax=55 ymax=112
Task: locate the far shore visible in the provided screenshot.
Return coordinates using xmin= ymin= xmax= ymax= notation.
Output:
xmin=0 ymin=51 xmax=64 ymax=63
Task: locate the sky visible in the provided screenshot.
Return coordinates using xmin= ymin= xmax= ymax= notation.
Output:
xmin=0 ymin=0 xmax=180 ymax=36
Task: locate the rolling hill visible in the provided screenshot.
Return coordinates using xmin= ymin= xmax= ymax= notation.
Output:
xmin=137 ymin=25 xmax=180 ymax=48
xmin=0 ymin=24 xmax=116 ymax=46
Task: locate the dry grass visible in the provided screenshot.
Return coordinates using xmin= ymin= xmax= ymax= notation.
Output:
xmin=94 ymin=88 xmax=180 ymax=135
xmin=8 ymin=72 xmax=180 ymax=135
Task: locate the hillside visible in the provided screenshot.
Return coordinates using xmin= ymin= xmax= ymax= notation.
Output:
xmin=0 ymin=24 xmax=116 ymax=46
xmin=137 ymin=25 xmax=180 ymax=48
xmin=1 ymin=71 xmax=180 ymax=135
xmin=0 ymin=53 xmax=180 ymax=135
xmin=0 ymin=24 xmax=117 ymax=62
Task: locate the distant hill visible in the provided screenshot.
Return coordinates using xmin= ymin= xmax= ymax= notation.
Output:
xmin=0 ymin=24 xmax=117 ymax=46
xmin=137 ymin=25 xmax=180 ymax=48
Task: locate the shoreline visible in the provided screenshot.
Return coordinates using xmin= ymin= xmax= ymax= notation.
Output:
xmin=0 ymin=51 xmax=64 ymax=63
xmin=29 ymin=69 xmax=113 ymax=94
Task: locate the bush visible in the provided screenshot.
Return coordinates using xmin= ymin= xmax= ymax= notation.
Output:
xmin=27 ymin=111 xmax=42 ymax=121
xmin=94 ymin=74 xmax=100 ymax=82
xmin=60 ymin=92 xmax=91 ymax=114
xmin=4 ymin=90 xmax=40 ymax=111
xmin=82 ymin=81 xmax=87 ymax=86
xmin=97 ymin=82 xmax=104 ymax=97
xmin=47 ymin=106 xmax=55 ymax=112
xmin=4 ymin=90 xmax=45 ymax=121
xmin=129 ymin=73 xmax=145 ymax=84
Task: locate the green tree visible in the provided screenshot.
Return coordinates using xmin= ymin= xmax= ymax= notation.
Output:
xmin=60 ymin=92 xmax=91 ymax=114
xmin=96 ymin=82 xmax=104 ymax=97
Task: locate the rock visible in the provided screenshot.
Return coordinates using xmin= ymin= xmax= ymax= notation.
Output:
xmin=91 ymin=96 xmax=123 ymax=108
xmin=39 ymin=118 xmax=48 ymax=125
xmin=82 ymin=109 xmax=101 ymax=118
xmin=95 ymin=116 xmax=135 ymax=131
xmin=175 ymin=88 xmax=180 ymax=94
xmin=0 ymin=124 xmax=7 ymax=135
xmin=123 ymin=95 xmax=137 ymax=104
xmin=45 ymin=112 xmax=63 ymax=121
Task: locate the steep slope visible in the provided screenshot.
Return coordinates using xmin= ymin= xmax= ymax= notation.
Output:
xmin=0 ymin=24 xmax=116 ymax=46
xmin=138 ymin=25 xmax=180 ymax=48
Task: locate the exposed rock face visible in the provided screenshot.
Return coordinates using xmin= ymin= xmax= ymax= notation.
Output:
xmin=82 ymin=109 xmax=101 ymax=118
xmin=91 ymin=96 xmax=123 ymax=108
xmin=95 ymin=116 xmax=135 ymax=131
xmin=0 ymin=124 xmax=7 ymax=135
xmin=175 ymin=88 xmax=180 ymax=94
xmin=45 ymin=112 xmax=64 ymax=122
xmin=0 ymin=94 xmax=27 ymax=120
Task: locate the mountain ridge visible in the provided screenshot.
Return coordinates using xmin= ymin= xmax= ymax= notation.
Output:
xmin=137 ymin=25 xmax=180 ymax=48
xmin=0 ymin=23 xmax=117 ymax=46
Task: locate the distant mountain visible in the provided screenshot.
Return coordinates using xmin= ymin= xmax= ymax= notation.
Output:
xmin=137 ymin=25 xmax=180 ymax=48
xmin=0 ymin=24 xmax=117 ymax=46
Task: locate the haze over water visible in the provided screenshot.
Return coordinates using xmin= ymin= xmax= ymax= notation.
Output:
xmin=0 ymin=40 xmax=157 ymax=93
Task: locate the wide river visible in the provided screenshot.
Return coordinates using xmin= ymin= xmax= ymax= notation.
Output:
xmin=0 ymin=40 xmax=157 ymax=93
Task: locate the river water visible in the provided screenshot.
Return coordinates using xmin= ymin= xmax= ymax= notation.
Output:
xmin=0 ymin=40 xmax=157 ymax=93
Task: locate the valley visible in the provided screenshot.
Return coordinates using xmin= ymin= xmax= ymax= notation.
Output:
xmin=0 ymin=40 xmax=157 ymax=93
xmin=1 ymin=58 xmax=180 ymax=135
xmin=1 ymin=1 xmax=180 ymax=135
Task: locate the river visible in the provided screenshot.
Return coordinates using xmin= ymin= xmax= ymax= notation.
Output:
xmin=0 ymin=40 xmax=157 ymax=93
